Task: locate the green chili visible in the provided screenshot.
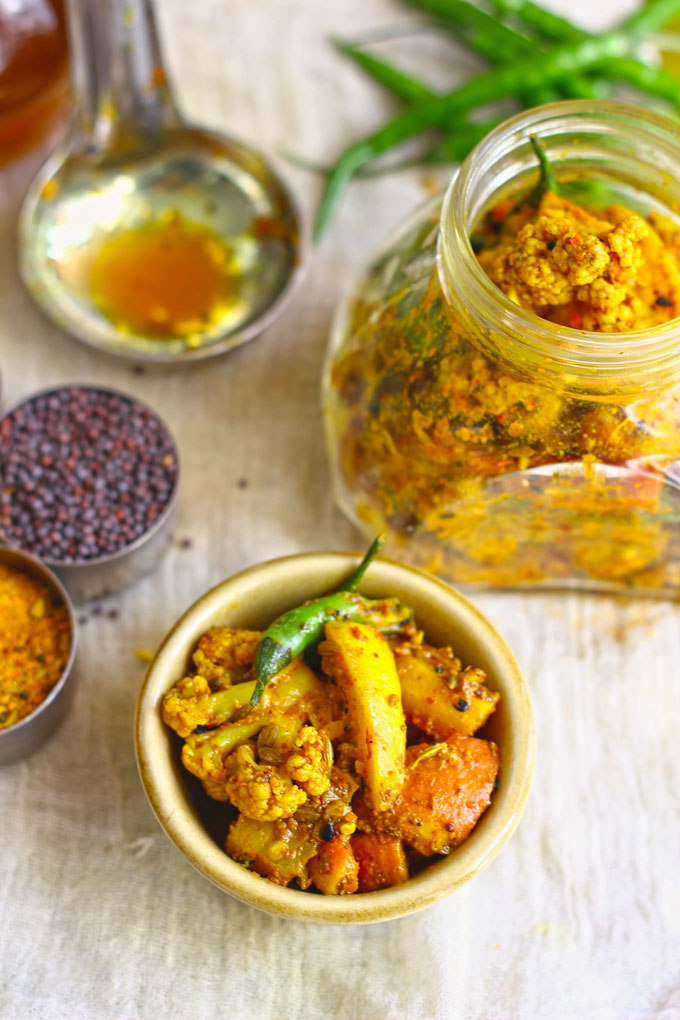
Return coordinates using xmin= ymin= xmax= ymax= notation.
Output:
xmin=314 ymin=0 xmax=680 ymax=240
xmin=331 ymin=41 xmax=495 ymax=165
xmin=493 ymin=0 xmax=680 ymax=40
xmin=250 ymin=536 xmax=412 ymax=705
xmin=402 ymin=0 xmax=592 ymax=102
xmin=403 ymin=0 xmax=540 ymax=61
xmin=619 ymin=0 xmax=680 ymax=36
xmin=251 ymin=592 xmax=413 ymax=705
xmin=314 ymin=31 xmax=630 ymax=240
xmin=488 ymin=0 xmax=585 ymax=45
xmin=490 ymin=0 xmax=675 ymax=103
xmin=402 ymin=0 xmax=558 ymax=105
xmin=336 ymin=533 xmax=384 ymax=591
xmin=527 ymin=134 xmax=559 ymax=204
xmin=332 ymin=38 xmax=436 ymax=103
xmin=599 ymin=56 xmax=680 ymax=106
xmin=333 ymin=41 xmax=503 ymax=163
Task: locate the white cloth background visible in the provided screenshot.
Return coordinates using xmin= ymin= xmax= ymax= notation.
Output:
xmin=1 ymin=1 xmax=679 ymax=1018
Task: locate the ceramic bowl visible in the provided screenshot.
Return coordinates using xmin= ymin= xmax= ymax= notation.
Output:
xmin=135 ymin=551 xmax=535 ymax=924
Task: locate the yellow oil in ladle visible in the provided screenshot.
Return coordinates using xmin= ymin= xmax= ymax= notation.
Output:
xmin=89 ymin=212 xmax=239 ymax=343
xmin=19 ymin=0 xmax=302 ymax=363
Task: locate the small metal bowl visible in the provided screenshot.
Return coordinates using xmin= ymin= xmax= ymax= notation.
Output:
xmin=0 ymin=546 xmax=77 ymax=765
xmin=0 ymin=385 xmax=180 ymax=604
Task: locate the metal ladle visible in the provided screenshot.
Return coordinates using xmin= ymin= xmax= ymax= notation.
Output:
xmin=18 ymin=0 xmax=304 ymax=363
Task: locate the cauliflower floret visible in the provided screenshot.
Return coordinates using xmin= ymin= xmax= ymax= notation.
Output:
xmin=225 ymin=744 xmax=308 ymax=821
xmin=285 ymin=725 xmax=333 ymax=797
xmin=493 ymin=215 xmax=611 ymax=307
xmin=577 ymin=278 xmax=642 ymax=332
xmin=488 ymin=211 xmax=650 ymax=326
xmin=161 ymin=674 xmax=212 ymax=738
xmin=607 ymin=216 xmax=648 ymax=278
xmin=493 ymin=220 xmax=574 ymax=306
xmin=200 ymin=774 xmax=233 ymax=803
xmin=181 ymin=726 xmax=238 ymax=794
xmin=548 ymin=224 xmax=610 ymax=287
xmin=192 ymin=627 xmax=259 ymax=685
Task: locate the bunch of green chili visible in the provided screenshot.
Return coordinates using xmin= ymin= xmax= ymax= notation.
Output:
xmin=313 ymin=0 xmax=680 ymax=240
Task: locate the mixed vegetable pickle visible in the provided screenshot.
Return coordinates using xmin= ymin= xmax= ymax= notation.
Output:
xmin=161 ymin=546 xmax=500 ymax=894
xmin=476 ymin=138 xmax=680 ymax=332
xmin=325 ymin=140 xmax=680 ymax=592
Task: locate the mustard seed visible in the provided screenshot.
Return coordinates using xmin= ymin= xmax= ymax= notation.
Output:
xmin=0 ymin=387 xmax=178 ymax=563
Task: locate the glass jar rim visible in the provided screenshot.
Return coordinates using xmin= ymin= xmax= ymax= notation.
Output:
xmin=437 ymin=100 xmax=680 ymax=396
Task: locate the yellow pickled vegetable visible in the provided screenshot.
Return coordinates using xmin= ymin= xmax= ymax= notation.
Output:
xmin=320 ymin=620 xmax=406 ymax=812
xmin=226 ymin=814 xmax=319 ymax=887
xmin=395 ymin=645 xmax=499 ymax=739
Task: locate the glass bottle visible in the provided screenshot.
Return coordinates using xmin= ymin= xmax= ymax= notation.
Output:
xmin=323 ymin=101 xmax=680 ymax=595
xmin=0 ymin=0 xmax=68 ymax=162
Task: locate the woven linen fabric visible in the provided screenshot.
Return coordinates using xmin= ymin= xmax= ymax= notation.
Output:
xmin=1 ymin=1 xmax=680 ymax=1018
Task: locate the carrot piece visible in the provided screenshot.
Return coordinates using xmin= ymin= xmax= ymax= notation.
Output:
xmin=388 ymin=733 xmax=500 ymax=856
xmin=308 ymin=837 xmax=359 ymax=895
xmin=351 ymin=832 xmax=409 ymax=892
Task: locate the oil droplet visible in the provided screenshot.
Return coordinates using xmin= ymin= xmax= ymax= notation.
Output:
xmin=41 ymin=178 xmax=59 ymax=200
xmin=89 ymin=211 xmax=239 ymax=340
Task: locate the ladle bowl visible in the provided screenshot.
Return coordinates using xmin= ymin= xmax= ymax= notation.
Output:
xmin=18 ymin=0 xmax=304 ymax=363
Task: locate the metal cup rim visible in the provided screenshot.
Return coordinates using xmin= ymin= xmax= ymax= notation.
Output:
xmin=0 ymin=545 xmax=78 ymax=748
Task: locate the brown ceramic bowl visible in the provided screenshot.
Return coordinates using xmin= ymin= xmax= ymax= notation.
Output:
xmin=135 ymin=552 xmax=535 ymax=924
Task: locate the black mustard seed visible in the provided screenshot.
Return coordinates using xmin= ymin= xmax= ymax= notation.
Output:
xmin=0 ymin=386 xmax=178 ymax=563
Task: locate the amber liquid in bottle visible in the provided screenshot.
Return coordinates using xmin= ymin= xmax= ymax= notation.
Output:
xmin=0 ymin=0 xmax=68 ymax=162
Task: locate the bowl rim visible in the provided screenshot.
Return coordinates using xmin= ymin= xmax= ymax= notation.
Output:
xmin=0 ymin=545 xmax=77 ymax=748
xmin=135 ymin=551 xmax=535 ymax=924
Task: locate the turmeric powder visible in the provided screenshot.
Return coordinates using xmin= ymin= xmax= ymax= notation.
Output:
xmin=0 ymin=563 xmax=71 ymax=729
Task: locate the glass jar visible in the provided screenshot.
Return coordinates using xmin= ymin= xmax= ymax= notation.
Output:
xmin=0 ymin=0 xmax=68 ymax=163
xmin=323 ymin=102 xmax=680 ymax=595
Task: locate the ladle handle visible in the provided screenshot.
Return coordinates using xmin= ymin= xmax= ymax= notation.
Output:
xmin=65 ymin=0 xmax=181 ymax=155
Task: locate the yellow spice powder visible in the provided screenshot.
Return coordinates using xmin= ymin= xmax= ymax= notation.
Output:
xmin=0 ymin=563 xmax=71 ymax=729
